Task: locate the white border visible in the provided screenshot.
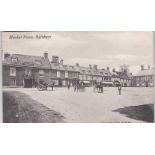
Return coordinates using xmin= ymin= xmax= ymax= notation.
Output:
xmin=0 ymin=32 xmax=2 ymax=123
xmin=0 ymin=0 xmax=155 ymax=155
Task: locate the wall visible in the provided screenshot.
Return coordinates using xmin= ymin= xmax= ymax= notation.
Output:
xmin=16 ymin=67 xmax=24 ymax=86
xmin=3 ymin=66 xmax=10 ymax=86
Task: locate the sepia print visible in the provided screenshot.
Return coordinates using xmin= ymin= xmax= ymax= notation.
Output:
xmin=1 ymin=31 xmax=154 ymax=123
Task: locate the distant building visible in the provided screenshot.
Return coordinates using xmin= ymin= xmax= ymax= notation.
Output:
xmin=111 ymin=65 xmax=133 ymax=87
xmin=50 ymin=56 xmax=79 ymax=86
xmin=133 ymin=65 xmax=154 ymax=87
xmin=75 ymin=64 xmax=112 ymax=85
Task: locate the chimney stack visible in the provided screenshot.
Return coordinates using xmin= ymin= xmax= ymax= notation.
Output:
xmin=93 ymin=65 xmax=97 ymax=70
xmin=89 ymin=64 xmax=92 ymax=69
xmin=60 ymin=59 xmax=63 ymax=65
xmin=107 ymin=66 xmax=109 ymax=71
xmin=112 ymin=68 xmax=116 ymax=72
xmin=76 ymin=63 xmax=79 ymax=67
xmin=52 ymin=56 xmax=59 ymax=63
xmin=44 ymin=52 xmax=48 ymax=59
xmin=4 ymin=53 xmax=10 ymax=59
xmin=141 ymin=65 xmax=144 ymax=71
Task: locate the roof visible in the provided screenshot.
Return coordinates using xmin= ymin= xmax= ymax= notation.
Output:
xmin=135 ymin=69 xmax=154 ymax=76
xmin=75 ymin=65 xmax=112 ymax=76
xmin=50 ymin=63 xmax=79 ymax=72
xmin=3 ymin=54 xmax=51 ymax=69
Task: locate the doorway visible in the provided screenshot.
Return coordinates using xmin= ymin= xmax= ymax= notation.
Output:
xmin=24 ymin=79 xmax=33 ymax=88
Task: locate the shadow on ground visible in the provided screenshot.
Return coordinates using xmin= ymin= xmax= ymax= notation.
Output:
xmin=3 ymin=91 xmax=65 ymax=123
xmin=113 ymin=104 xmax=154 ymax=122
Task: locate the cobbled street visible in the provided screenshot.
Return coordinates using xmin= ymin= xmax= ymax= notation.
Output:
xmin=3 ymin=87 xmax=154 ymax=122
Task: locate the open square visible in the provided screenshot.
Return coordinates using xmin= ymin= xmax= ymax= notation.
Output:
xmin=3 ymin=87 xmax=154 ymax=122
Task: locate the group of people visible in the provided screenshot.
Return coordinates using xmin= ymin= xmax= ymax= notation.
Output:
xmin=37 ymin=79 xmax=122 ymax=95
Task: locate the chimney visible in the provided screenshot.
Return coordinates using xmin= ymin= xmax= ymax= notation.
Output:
xmin=60 ymin=59 xmax=63 ymax=65
xmin=4 ymin=53 xmax=10 ymax=59
xmin=93 ymin=65 xmax=97 ymax=70
xmin=89 ymin=64 xmax=92 ymax=69
xmin=141 ymin=65 xmax=144 ymax=71
xmin=112 ymin=68 xmax=116 ymax=72
xmin=76 ymin=63 xmax=79 ymax=67
xmin=107 ymin=66 xmax=109 ymax=71
xmin=148 ymin=65 xmax=150 ymax=70
xmin=52 ymin=56 xmax=59 ymax=63
xmin=44 ymin=52 xmax=48 ymax=59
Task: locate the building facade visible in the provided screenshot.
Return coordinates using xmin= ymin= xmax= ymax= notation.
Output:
xmin=4 ymin=53 xmax=152 ymax=88
xmin=2 ymin=52 xmax=80 ymax=87
xmin=75 ymin=64 xmax=112 ymax=85
xmin=133 ymin=65 xmax=154 ymax=87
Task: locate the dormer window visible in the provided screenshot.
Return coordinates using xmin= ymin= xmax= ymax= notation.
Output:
xmin=11 ymin=57 xmax=18 ymax=63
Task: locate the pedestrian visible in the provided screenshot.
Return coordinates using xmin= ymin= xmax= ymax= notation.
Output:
xmin=51 ymin=81 xmax=55 ymax=91
xmin=67 ymin=82 xmax=70 ymax=90
xmin=118 ymin=85 xmax=122 ymax=95
xmin=74 ymin=83 xmax=77 ymax=92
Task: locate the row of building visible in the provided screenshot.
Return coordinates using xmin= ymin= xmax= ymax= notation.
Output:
xmin=2 ymin=52 xmax=154 ymax=88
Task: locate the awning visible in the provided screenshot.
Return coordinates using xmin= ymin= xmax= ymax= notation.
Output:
xmin=102 ymin=81 xmax=113 ymax=84
xmin=83 ymin=81 xmax=91 ymax=84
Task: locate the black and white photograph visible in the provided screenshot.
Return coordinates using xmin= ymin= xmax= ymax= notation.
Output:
xmin=1 ymin=31 xmax=154 ymax=123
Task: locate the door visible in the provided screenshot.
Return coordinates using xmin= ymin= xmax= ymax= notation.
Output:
xmin=24 ymin=79 xmax=33 ymax=88
xmin=10 ymin=78 xmax=16 ymax=86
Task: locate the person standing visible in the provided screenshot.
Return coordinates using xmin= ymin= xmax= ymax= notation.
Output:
xmin=67 ymin=82 xmax=71 ymax=90
xmin=118 ymin=85 xmax=122 ymax=95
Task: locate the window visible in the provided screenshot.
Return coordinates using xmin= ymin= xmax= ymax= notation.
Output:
xmin=25 ymin=69 xmax=31 ymax=77
xmin=11 ymin=57 xmax=18 ymax=63
xmin=10 ymin=78 xmax=16 ymax=86
xmin=10 ymin=67 xmax=16 ymax=76
xmin=65 ymin=72 xmax=68 ymax=78
xmin=57 ymin=71 xmax=60 ymax=78
xmin=39 ymin=70 xmax=44 ymax=75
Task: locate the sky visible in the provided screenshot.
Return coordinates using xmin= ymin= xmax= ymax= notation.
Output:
xmin=2 ymin=31 xmax=153 ymax=75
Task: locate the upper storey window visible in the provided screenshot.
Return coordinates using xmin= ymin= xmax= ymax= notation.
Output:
xmin=11 ymin=57 xmax=18 ymax=63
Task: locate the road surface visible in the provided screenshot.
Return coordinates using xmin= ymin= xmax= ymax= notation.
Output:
xmin=3 ymin=87 xmax=154 ymax=122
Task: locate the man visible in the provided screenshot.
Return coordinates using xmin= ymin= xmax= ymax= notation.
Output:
xmin=118 ymin=84 xmax=122 ymax=95
xmin=51 ymin=80 xmax=55 ymax=91
xmin=67 ymin=82 xmax=71 ymax=90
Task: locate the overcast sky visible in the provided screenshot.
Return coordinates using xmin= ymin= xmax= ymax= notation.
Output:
xmin=2 ymin=31 xmax=153 ymax=74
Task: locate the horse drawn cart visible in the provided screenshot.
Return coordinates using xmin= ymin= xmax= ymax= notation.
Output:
xmin=37 ymin=80 xmax=55 ymax=91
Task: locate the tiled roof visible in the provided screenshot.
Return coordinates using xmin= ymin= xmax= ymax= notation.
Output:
xmin=75 ymin=66 xmax=112 ymax=76
xmin=3 ymin=54 xmax=51 ymax=69
xmin=135 ymin=69 xmax=154 ymax=76
xmin=50 ymin=63 xmax=79 ymax=72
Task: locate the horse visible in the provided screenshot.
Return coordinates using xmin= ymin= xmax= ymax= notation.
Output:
xmin=94 ymin=82 xmax=103 ymax=93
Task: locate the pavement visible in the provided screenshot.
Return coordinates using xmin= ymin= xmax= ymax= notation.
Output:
xmin=3 ymin=87 xmax=154 ymax=123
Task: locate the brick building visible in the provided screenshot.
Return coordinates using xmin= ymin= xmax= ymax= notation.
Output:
xmin=2 ymin=52 xmax=79 ymax=87
xmin=2 ymin=52 xmax=138 ymax=88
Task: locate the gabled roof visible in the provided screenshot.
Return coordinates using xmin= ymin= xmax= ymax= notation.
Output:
xmin=135 ymin=69 xmax=154 ymax=76
xmin=3 ymin=54 xmax=51 ymax=69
